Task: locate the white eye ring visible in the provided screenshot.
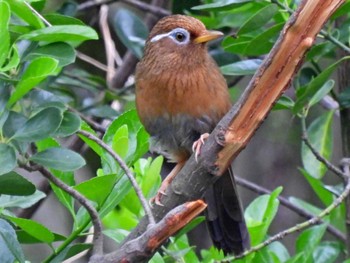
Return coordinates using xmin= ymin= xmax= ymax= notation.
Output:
xmin=150 ymin=28 xmax=190 ymax=45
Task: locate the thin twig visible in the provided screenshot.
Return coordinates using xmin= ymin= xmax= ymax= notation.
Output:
xmin=77 ymin=129 xmax=155 ymax=225
xmin=99 ymin=5 xmax=118 ymax=87
xmin=24 ymin=1 xmax=51 ymax=27
xmin=78 ymin=0 xmax=113 ymax=11
xmin=23 ymin=165 xmax=103 ymax=256
xmin=68 ymin=107 xmax=106 ymax=133
xmin=236 ymin=176 xmax=345 ymax=241
xmin=301 ymin=114 xmax=345 ymax=179
xmin=225 ymin=168 xmax=350 ymax=261
xmin=120 ymin=0 xmax=170 ymax=17
xmin=76 ymin=51 xmax=108 ymax=72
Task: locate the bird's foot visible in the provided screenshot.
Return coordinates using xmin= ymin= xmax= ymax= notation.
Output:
xmin=149 ymin=187 xmax=167 ymax=207
xmin=192 ymin=133 xmax=210 ymax=162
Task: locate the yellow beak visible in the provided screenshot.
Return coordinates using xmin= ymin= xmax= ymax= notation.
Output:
xmin=194 ymin=30 xmax=224 ymax=44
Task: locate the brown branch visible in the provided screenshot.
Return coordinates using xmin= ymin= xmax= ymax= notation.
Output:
xmin=120 ymin=0 xmax=170 ymax=17
xmin=100 ymin=0 xmax=345 ymax=261
xmin=90 ymin=200 xmax=207 ymax=263
xmin=236 ymin=176 xmax=346 ymax=241
xmin=22 ymin=165 xmax=103 ymax=256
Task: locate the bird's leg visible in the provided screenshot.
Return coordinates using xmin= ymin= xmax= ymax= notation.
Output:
xmin=151 ymin=161 xmax=185 ymax=206
xmin=192 ymin=133 xmax=210 ymax=161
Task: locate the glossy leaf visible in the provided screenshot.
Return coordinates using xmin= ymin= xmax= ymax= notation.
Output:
xmin=192 ymin=0 xmax=251 ymax=11
xmin=0 ymin=45 xmax=20 ymax=72
xmin=24 ymin=42 xmax=76 ymax=67
xmin=112 ymin=124 xmax=129 ymax=159
xmin=6 ymin=0 xmax=44 ymax=29
xmin=238 ymin=4 xmax=278 ymax=35
xmin=0 ymin=1 xmax=10 ymax=68
xmin=30 ymin=147 xmax=86 ymax=171
xmin=20 ymin=25 xmax=98 ymax=43
xmin=245 ymin=187 xmax=282 ymax=245
xmin=6 ymin=217 xmax=54 ymax=243
xmin=50 ymin=243 xmax=92 ymax=263
xmin=308 ymin=80 xmax=334 ymax=107
xmin=294 ymin=56 xmax=350 ymax=113
xmin=78 ymin=121 xmax=103 ymax=157
xmin=273 ymin=95 xmax=295 ymax=110
xmin=113 ymin=9 xmax=148 ymax=59
xmin=74 ymin=174 xmax=117 ymax=207
xmin=53 ymin=111 xmax=81 ymax=137
xmin=7 ymin=57 xmax=59 ymax=107
xmin=289 ymin=197 xmax=323 ymax=216
xmin=221 ymin=59 xmax=262 ymax=76
xmin=3 ymin=111 xmax=27 ymax=139
xmin=0 ymin=191 xmax=45 ymax=209
xmin=16 ymin=230 xmax=65 ymax=244
xmin=301 ymin=111 xmax=334 ymax=179
xmin=12 ymin=107 xmax=62 ymax=142
xmin=296 ymin=224 xmax=327 ymax=263
xmin=0 ymin=219 xmax=25 ymax=263
xmin=0 ymin=144 xmax=16 ymax=175
xmin=313 ymin=241 xmax=341 ymax=263
xmin=0 ymin=172 xmax=35 ymax=196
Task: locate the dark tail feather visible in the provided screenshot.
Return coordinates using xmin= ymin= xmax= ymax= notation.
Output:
xmin=205 ymin=167 xmax=250 ymax=255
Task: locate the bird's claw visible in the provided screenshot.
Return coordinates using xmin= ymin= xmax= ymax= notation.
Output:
xmin=192 ymin=133 xmax=210 ymax=162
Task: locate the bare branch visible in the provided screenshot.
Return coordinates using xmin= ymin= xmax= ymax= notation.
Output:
xmin=76 ymin=51 xmax=108 ymax=72
xmin=77 ymin=129 xmax=155 ymax=225
xmin=120 ymin=0 xmax=170 ymax=17
xmin=91 ymin=200 xmax=207 ymax=263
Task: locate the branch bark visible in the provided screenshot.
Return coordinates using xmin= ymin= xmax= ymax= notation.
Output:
xmin=99 ymin=0 xmax=345 ymax=261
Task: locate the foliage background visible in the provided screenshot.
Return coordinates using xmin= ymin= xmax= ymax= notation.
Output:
xmin=0 ymin=0 xmax=349 ymax=262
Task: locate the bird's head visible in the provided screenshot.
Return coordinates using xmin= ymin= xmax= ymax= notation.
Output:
xmin=142 ymin=15 xmax=223 ymax=68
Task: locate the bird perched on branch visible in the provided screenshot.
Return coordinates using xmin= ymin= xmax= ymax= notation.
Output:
xmin=135 ymin=14 xmax=249 ymax=255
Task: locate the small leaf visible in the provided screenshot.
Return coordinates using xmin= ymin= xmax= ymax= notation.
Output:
xmin=0 ymin=191 xmax=46 ymax=209
xmin=296 ymin=224 xmax=327 ymax=262
xmin=6 ymin=217 xmax=54 ymax=243
xmin=313 ymin=241 xmax=341 ymax=263
xmin=0 ymin=144 xmax=16 ymax=175
xmin=53 ymin=111 xmax=81 ymax=137
xmin=289 ymin=197 xmax=323 ymax=216
xmin=16 ymin=230 xmax=66 ymax=244
xmin=12 ymin=107 xmax=62 ymax=142
xmin=238 ymin=4 xmax=278 ymax=35
xmin=309 ymin=80 xmax=334 ymax=107
xmin=6 ymin=0 xmax=44 ymax=29
xmin=23 ymin=42 xmax=76 ymax=67
xmin=0 ymin=172 xmax=35 ymax=196
xmin=192 ymin=0 xmax=250 ymax=11
xmin=20 ymin=25 xmax=98 ymax=43
xmin=0 ymin=219 xmax=25 ymax=263
xmin=0 ymin=1 xmax=10 ymax=68
xmin=50 ymin=243 xmax=92 ymax=263
xmin=301 ymin=111 xmax=334 ymax=179
xmin=221 ymin=59 xmax=262 ymax=76
xmin=74 ymin=174 xmax=117 ymax=207
xmin=273 ymin=95 xmax=295 ymax=110
xmin=7 ymin=57 xmax=59 ymax=107
xmin=113 ymin=9 xmax=148 ymax=59
xmin=30 ymin=147 xmax=86 ymax=171
xmin=112 ymin=125 xmax=129 ymax=159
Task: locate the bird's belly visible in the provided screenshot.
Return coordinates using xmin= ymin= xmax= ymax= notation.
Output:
xmin=144 ymin=114 xmax=215 ymax=162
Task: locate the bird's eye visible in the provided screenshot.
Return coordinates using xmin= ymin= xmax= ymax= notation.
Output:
xmin=175 ymin=32 xmax=185 ymax=42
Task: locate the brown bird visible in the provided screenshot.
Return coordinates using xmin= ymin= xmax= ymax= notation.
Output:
xmin=135 ymin=14 xmax=249 ymax=255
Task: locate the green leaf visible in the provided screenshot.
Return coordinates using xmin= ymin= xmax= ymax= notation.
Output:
xmin=0 ymin=219 xmax=25 ymax=263
xmin=7 ymin=57 xmax=59 ymax=106
xmin=289 ymin=197 xmax=323 ymax=216
xmin=16 ymin=230 xmax=66 ymax=244
xmin=30 ymin=147 xmax=86 ymax=171
xmin=6 ymin=0 xmax=44 ymax=29
xmin=6 ymin=217 xmax=54 ymax=243
xmin=112 ymin=124 xmax=129 ymax=159
xmin=74 ymin=174 xmax=117 ymax=207
xmin=299 ymin=168 xmax=333 ymax=206
xmin=0 ymin=1 xmax=10 ymax=68
xmin=294 ymin=56 xmax=350 ymax=113
xmin=0 ymin=172 xmax=35 ymax=196
xmin=273 ymin=95 xmax=295 ymax=110
xmin=223 ymin=36 xmax=253 ymax=55
xmin=23 ymin=42 xmax=76 ymax=67
xmin=0 ymin=144 xmax=16 ymax=175
xmin=12 ymin=107 xmax=62 ymax=141
xmin=268 ymin=241 xmax=290 ymax=262
xmin=244 ymin=23 xmax=284 ymax=56
xmin=50 ymin=243 xmax=92 ymax=263
xmin=3 ymin=111 xmax=27 ymax=139
xmin=78 ymin=121 xmax=103 ymax=157
xmin=113 ymin=9 xmax=148 ymax=59
xmin=53 ymin=111 xmax=81 ymax=137
xmin=103 ymin=229 xmax=129 ymax=244
xmin=0 ymin=190 xmax=45 ymax=209
xmin=220 ymin=59 xmax=262 ymax=76
xmin=0 ymin=45 xmax=20 ymax=72
xmin=308 ymin=80 xmax=334 ymax=107
xmin=301 ymin=111 xmax=334 ymax=178
xmin=140 ymin=156 xmax=162 ymax=199
xmin=313 ymin=241 xmax=341 ymax=263
xmin=174 ymin=216 xmax=205 ymax=241
xmin=245 ymin=187 xmax=282 ymax=245
xmin=20 ymin=25 xmax=98 ymax=43
xmin=296 ymin=224 xmax=327 ymax=263
xmin=238 ymin=4 xmax=278 ymax=35
xmin=192 ymin=0 xmax=251 ymax=11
